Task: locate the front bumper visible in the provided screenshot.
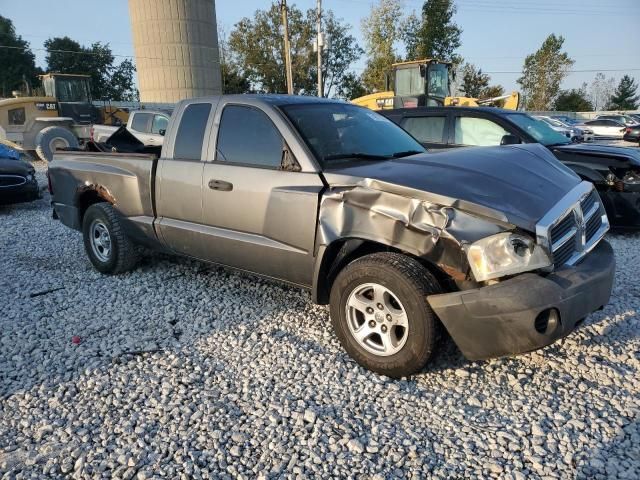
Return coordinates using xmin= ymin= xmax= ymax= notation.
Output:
xmin=428 ymin=240 xmax=615 ymax=360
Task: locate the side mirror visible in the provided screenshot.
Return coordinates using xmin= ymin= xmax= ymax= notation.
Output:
xmin=500 ymin=134 xmax=521 ymax=146
xmin=159 ymin=129 xmax=166 ymax=136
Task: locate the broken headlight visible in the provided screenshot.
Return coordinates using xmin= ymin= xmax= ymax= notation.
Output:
xmin=466 ymin=232 xmax=552 ymax=282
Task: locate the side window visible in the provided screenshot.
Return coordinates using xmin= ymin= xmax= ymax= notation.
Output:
xmin=216 ymin=105 xmax=284 ymax=169
xmin=174 ymin=103 xmax=212 ymax=160
xmin=454 ymin=117 xmax=509 ymax=146
xmin=400 ymin=116 xmax=446 ymax=143
xmin=130 ymin=113 xmax=152 ymax=132
xmin=151 ymin=115 xmax=169 ymax=134
xmin=8 ymin=107 xmax=25 ymax=125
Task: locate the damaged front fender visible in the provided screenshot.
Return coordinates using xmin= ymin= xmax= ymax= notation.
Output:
xmin=312 ymin=181 xmax=512 ymax=302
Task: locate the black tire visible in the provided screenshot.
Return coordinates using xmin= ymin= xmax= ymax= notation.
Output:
xmin=330 ymin=252 xmax=442 ymax=378
xmin=82 ymin=203 xmax=138 ymax=274
xmin=35 ymin=126 xmax=79 ymax=162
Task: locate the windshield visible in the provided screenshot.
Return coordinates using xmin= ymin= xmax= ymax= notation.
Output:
xmin=427 ymin=64 xmax=450 ymax=98
xmin=55 ymin=77 xmax=90 ymax=102
xmin=507 ymin=114 xmax=570 ymax=146
xmin=281 ymin=103 xmax=425 ymax=167
xmin=395 ymin=66 xmax=425 ymax=97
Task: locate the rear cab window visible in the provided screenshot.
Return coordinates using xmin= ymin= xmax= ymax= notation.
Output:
xmin=130 ymin=113 xmax=152 ymax=133
xmin=400 ymin=116 xmax=447 ymax=144
xmin=173 ymin=103 xmax=212 ymax=160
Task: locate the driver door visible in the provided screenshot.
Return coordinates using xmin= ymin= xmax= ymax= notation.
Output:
xmin=199 ymin=102 xmax=324 ymax=287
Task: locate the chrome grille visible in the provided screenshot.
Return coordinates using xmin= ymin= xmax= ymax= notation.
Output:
xmin=536 ymin=182 xmax=609 ymax=269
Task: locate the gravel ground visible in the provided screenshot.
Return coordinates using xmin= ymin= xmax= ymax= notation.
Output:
xmin=1 ymin=161 xmax=639 ymax=479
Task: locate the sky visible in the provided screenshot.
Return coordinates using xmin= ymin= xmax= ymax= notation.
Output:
xmin=2 ymin=0 xmax=640 ymax=94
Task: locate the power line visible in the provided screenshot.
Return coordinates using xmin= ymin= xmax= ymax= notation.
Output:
xmin=1 ymin=45 xmax=638 ymax=76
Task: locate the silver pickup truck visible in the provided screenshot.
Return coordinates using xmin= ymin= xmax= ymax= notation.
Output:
xmin=49 ymin=95 xmax=615 ymax=377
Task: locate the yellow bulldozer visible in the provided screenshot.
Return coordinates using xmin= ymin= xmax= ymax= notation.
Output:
xmin=0 ymin=73 xmax=130 ymax=161
xmin=352 ymin=59 xmax=520 ymax=111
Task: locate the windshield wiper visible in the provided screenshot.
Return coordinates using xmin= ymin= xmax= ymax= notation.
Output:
xmin=323 ymin=152 xmax=392 ymax=161
xmin=390 ymin=150 xmax=424 ymax=158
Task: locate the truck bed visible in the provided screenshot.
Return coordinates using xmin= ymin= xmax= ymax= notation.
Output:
xmin=49 ymin=151 xmax=158 ymax=232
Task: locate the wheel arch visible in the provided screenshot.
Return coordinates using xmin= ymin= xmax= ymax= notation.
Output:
xmin=76 ymin=186 xmax=115 ymax=225
xmin=312 ymin=237 xmax=453 ymax=305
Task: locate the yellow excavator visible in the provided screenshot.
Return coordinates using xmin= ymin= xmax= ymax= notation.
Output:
xmin=352 ymin=59 xmax=520 ymax=111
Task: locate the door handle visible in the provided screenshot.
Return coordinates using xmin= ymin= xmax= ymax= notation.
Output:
xmin=208 ymin=179 xmax=233 ymax=191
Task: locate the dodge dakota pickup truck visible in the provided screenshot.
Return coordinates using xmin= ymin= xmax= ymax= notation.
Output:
xmin=49 ymin=95 xmax=615 ymax=377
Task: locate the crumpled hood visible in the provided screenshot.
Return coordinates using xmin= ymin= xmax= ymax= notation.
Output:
xmin=551 ymin=143 xmax=640 ymax=167
xmin=0 ymin=157 xmax=34 ymax=176
xmin=322 ymin=143 xmax=580 ymax=231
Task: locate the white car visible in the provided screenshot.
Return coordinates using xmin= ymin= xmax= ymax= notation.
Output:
xmin=534 ymin=116 xmax=574 ymax=141
xmin=580 ymin=119 xmax=626 ymax=139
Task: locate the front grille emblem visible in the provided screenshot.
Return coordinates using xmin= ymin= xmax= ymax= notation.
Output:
xmin=572 ymin=206 xmax=587 ymax=251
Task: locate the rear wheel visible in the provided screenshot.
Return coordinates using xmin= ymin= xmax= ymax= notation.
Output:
xmin=330 ymin=252 xmax=443 ymax=378
xmin=82 ymin=203 xmax=138 ymax=274
xmin=35 ymin=126 xmax=79 ymax=162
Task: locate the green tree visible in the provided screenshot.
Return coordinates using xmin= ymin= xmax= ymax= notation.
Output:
xmin=361 ymin=0 xmax=402 ymax=92
xmin=227 ymin=5 xmax=362 ymax=96
xmin=589 ymin=72 xmax=616 ymax=111
xmin=218 ymin=29 xmax=251 ymax=94
xmin=406 ymin=0 xmax=461 ymax=62
xmin=0 ymin=15 xmax=38 ymax=97
xmin=228 ymin=4 xmax=313 ymax=94
xmin=107 ymin=59 xmax=139 ymax=101
xmin=336 ymin=72 xmax=367 ymax=100
xmin=401 ymin=12 xmax=421 ymax=61
xmin=460 ymin=63 xmax=489 ymax=98
xmin=481 ymin=85 xmax=505 ymax=99
xmin=311 ymin=11 xmax=363 ymax=97
xmin=608 ymin=75 xmax=639 ymax=110
xmin=517 ymin=34 xmax=574 ymax=111
xmin=44 ymin=37 xmax=136 ymax=101
xmin=554 ymin=87 xmax=593 ymax=111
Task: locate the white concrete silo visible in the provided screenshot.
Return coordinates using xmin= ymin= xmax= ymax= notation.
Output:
xmin=128 ymin=0 xmax=222 ymax=103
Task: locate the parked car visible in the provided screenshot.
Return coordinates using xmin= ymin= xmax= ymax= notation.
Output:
xmin=381 ymin=107 xmax=640 ymax=228
xmin=49 ymin=95 xmax=615 ymax=377
xmin=0 ymin=143 xmax=39 ymax=205
xmin=534 ymin=116 xmax=575 ymax=141
xmin=551 ymin=115 xmax=580 ymax=126
xmin=623 ymin=124 xmax=640 ymax=143
xmin=91 ymin=110 xmax=171 ymax=147
xmin=580 ymin=119 xmax=627 ymax=138
xmin=536 ymin=116 xmax=593 ymax=142
xmin=596 ymin=114 xmax=639 ymax=126
xmin=550 ymin=116 xmax=595 ymax=142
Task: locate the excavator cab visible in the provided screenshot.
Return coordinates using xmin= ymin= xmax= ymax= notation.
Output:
xmin=390 ymin=60 xmax=451 ymax=108
xmin=352 ymin=59 xmax=520 ymax=111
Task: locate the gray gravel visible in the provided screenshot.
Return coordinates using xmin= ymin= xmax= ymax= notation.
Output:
xmin=1 ymin=161 xmax=639 ymax=479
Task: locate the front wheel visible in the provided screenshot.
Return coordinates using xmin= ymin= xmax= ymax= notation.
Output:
xmin=330 ymin=252 xmax=443 ymax=378
xmin=82 ymin=203 xmax=138 ymax=274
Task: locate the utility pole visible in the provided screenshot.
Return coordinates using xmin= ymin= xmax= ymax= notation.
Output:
xmin=316 ymin=0 xmax=323 ymax=97
xmin=281 ymin=0 xmax=294 ymax=95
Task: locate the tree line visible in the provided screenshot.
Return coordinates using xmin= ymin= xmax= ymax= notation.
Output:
xmin=1 ymin=2 xmax=638 ymax=111
xmin=0 ymin=15 xmax=137 ymax=101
